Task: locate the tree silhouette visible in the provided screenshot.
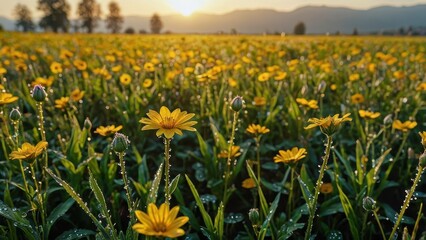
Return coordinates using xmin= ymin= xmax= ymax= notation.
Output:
xmin=293 ymin=21 xmax=306 ymax=35
xmin=124 ymin=27 xmax=135 ymax=34
xmin=77 ymin=0 xmax=101 ymax=33
xmin=38 ymin=0 xmax=71 ymax=33
xmin=150 ymin=13 xmax=163 ymax=34
xmin=106 ymin=1 xmax=123 ymax=33
xmin=14 ymin=4 xmax=35 ymax=32
xmin=352 ymin=28 xmax=359 ymax=36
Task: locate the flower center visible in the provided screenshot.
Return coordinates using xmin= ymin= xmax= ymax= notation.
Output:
xmin=161 ymin=116 xmax=176 ymax=129
xmin=154 ymin=222 xmax=168 ymax=232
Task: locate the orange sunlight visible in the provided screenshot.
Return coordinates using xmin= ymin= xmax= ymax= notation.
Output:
xmin=166 ymin=0 xmax=207 ymax=16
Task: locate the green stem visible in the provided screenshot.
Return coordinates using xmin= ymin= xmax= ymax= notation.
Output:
xmin=373 ymin=210 xmax=386 ymax=240
xmin=388 ymin=165 xmax=424 ymax=240
xmin=223 ymin=111 xmax=238 ymax=205
xmin=305 ymin=135 xmax=332 ymax=240
xmin=20 ymin=161 xmax=38 ymax=227
xmin=30 ymin=164 xmax=45 ymax=239
xmin=118 ymin=152 xmax=135 ymax=225
xmin=288 ymin=168 xmax=295 ymax=216
xmin=255 ymin=137 xmax=261 ymax=186
xmin=164 ymin=138 xmax=171 ymax=205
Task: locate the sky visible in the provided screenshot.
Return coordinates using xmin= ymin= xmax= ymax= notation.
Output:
xmin=2 ymin=0 xmax=426 ymax=18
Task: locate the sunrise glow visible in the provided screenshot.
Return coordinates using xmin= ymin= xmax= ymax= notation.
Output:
xmin=166 ymin=0 xmax=207 ymax=16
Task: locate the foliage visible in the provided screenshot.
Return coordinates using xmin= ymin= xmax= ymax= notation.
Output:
xmin=77 ymin=0 xmax=102 ymax=33
xmin=106 ymin=1 xmax=123 ymax=34
xmin=150 ymin=13 xmax=163 ymax=34
xmin=0 ymin=33 xmax=425 ymax=239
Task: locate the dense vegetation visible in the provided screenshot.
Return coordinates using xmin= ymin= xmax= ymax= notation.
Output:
xmin=0 ymin=33 xmax=425 ymax=239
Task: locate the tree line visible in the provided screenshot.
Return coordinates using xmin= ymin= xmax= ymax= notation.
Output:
xmin=13 ymin=0 xmax=163 ymax=34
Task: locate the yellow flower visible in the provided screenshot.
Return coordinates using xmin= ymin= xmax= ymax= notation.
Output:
xmin=133 ymin=65 xmax=142 ymax=72
xmin=139 ymin=106 xmax=197 ymax=139
xmin=143 ymin=79 xmax=153 ymax=88
xmin=305 ymin=113 xmax=352 ymax=136
xmin=246 ymin=124 xmax=270 ymax=136
xmin=419 ymin=131 xmax=426 ymax=147
xmin=95 ymin=125 xmax=123 ymax=136
xmin=351 ymin=93 xmax=365 ymax=104
xmin=0 ymin=67 xmax=7 ymax=74
xmin=9 ymin=141 xmax=48 ymax=163
xmin=32 ymin=76 xmax=54 ymax=87
xmin=133 ymin=203 xmax=189 ymax=238
xmin=120 ymin=73 xmax=132 ymax=85
xmin=296 ymin=98 xmax=319 ymax=109
xmin=274 ymin=71 xmax=287 ymax=81
xmin=392 ymin=120 xmax=417 ymax=132
xmin=359 ymin=110 xmax=380 ymax=120
xmin=393 ymin=70 xmax=405 ymax=80
xmin=73 ymin=59 xmax=87 ymax=71
xmin=50 ymin=62 xmax=63 ymax=74
xmin=54 ymin=97 xmax=69 ymax=109
xmin=274 ymin=147 xmax=307 ymax=165
xmin=144 ymin=62 xmax=155 ymax=72
xmin=253 ymin=96 xmax=266 ymax=107
xmin=242 ymin=178 xmax=256 ymax=189
xmin=320 ymin=183 xmax=333 ymax=194
xmin=111 ymin=65 xmax=122 ymax=72
xmin=416 ymin=83 xmax=426 ymax=91
xmin=228 ymin=78 xmax=237 ymax=87
xmin=257 ymin=72 xmax=270 ymax=82
xmin=218 ymin=145 xmax=241 ymax=159
xmin=70 ymin=89 xmax=85 ymax=101
xmin=330 ymin=84 xmax=337 ymax=91
xmin=349 ymin=73 xmax=360 ymax=81
xmin=0 ymin=92 xmax=18 ymax=106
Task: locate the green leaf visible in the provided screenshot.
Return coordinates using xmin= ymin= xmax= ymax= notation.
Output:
xmin=196 ymin=132 xmax=212 ymax=160
xmin=246 ymin=163 xmax=268 ymax=219
xmin=185 ymin=175 xmax=214 ymax=232
xmin=209 ymin=117 xmax=228 ymax=150
xmin=55 ymin=229 xmax=96 ymax=240
xmin=169 ymin=174 xmax=181 ymax=195
xmin=259 ymin=193 xmax=281 ymax=240
xmin=214 ymin=202 xmax=224 ymax=240
xmin=0 ymin=200 xmax=37 ymax=240
xmin=45 ymin=168 xmax=110 ymax=239
xmin=46 ymin=198 xmax=75 ymax=234
xmin=297 ymin=176 xmax=313 ymax=209
xmin=336 ymin=181 xmax=360 ymax=240
xmin=147 ymin=162 xmax=163 ymax=205
xmin=355 ymin=140 xmax=364 ymax=185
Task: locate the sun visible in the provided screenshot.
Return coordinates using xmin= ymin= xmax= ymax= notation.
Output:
xmin=166 ymin=0 xmax=207 ymax=16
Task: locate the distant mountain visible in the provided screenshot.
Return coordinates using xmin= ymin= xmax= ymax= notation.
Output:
xmin=0 ymin=16 xmax=14 ymax=30
xmin=1 ymin=4 xmax=426 ymax=34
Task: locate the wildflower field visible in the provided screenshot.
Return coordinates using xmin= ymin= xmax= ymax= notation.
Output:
xmin=0 ymin=33 xmax=425 ymax=240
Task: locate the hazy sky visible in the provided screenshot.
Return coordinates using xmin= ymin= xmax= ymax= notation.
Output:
xmin=2 ymin=0 xmax=426 ymax=18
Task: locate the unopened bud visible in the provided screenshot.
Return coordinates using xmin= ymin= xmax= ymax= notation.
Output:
xmin=112 ymin=133 xmax=129 ymax=153
xmin=230 ymin=96 xmax=243 ymax=112
xmin=362 ymin=196 xmax=376 ymax=211
xmin=32 ymin=85 xmax=47 ymax=102
xmin=84 ymin=117 xmax=92 ymax=130
xmin=9 ymin=108 xmax=21 ymax=122
xmin=383 ymin=114 xmax=393 ymax=125
xmin=248 ymin=208 xmax=260 ymax=227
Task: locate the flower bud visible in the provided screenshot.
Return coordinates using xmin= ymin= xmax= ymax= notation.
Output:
xmin=419 ymin=151 xmax=426 ymax=168
xmin=112 ymin=133 xmax=129 ymax=153
xmin=84 ymin=117 xmax=92 ymax=130
xmin=230 ymin=96 xmax=243 ymax=112
xmin=248 ymin=208 xmax=260 ymax=227
xmin=32 ymin=85 xmax=47 ymax=102
xmin=9 ymin=108 xmax=21 ymax=122
xmin=383 ymin=114 xmax=393 ymax=125
xmin=362 ymin=196 xmax=376 ymax=211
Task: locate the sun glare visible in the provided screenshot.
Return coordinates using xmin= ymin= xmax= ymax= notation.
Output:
xmin=167 ymin=0 xmax=207 ymax=16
